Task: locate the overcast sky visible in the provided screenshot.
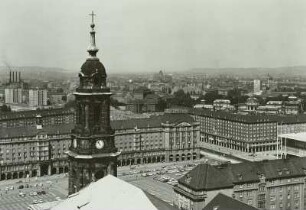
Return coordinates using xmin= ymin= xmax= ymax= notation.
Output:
xmin=1 ymin=0 xmax=306 ymax=73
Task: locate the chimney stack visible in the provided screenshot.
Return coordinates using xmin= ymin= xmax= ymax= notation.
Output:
xmin=19 ymin=72 xmax=21 ymax=82
xmin=9 ymin=71 xmax=11 ymax=83
xmin=15 ymin=71 xmax=17 ymax=83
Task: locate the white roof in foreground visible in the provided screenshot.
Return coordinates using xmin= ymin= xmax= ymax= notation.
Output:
xmin=279 ymin=132 xmax=306 ymax=143
xmin=51 ymin=175 xmax=158 ymax=210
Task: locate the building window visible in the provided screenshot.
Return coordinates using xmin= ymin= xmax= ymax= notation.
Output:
xmin=247 ymin=199 xmax=253 ymax=206
xmin=258 ymin=201 xmax=265 ymax=209
xmin=294 ymin=185 xmax=299 ymax=191
xmin=287 ymin=202 xmax=291 ymax=208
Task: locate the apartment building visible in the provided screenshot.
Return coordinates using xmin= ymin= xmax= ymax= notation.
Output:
xmin=112 ymin=113 xmax=200 ymax=166
xmin=29 ymin=89 xmax=48 ymax=107
xmin=0 ymin=123 xmax=73 ymax=180
xmin=174 ymin=157 xmax=306 ymax=210
xmin=0 ymin=112 xmax=200 ymax=180
xmin=190 ymin=109 xmax=278 ymax=154
xmin=0 ymin=108 xmax=75 ymax=128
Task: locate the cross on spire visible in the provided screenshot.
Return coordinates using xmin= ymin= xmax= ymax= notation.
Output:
xmin=89 ymin=11 xmax=96 ymax=25
xmin=87 ymin=11 xmax=98 ymax=57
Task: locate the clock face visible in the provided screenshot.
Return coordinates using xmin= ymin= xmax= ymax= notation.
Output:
xmin=73 ymin=138 xmax=77 ymax=148
xmin=95 ymin=140 xmax=104 ymax=149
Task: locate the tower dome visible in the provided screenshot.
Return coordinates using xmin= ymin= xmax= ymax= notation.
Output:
xmin=77 ymin=12 xmax=107 ymax=90
xmin=80 ymin=59 xmax=106 ymax=78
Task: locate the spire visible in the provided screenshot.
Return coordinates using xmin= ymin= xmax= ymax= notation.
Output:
xmin=87 ymin=11 xmax=99 ymax=58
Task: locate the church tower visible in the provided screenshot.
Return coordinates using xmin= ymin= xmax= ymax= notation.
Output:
xmin=67 ymin=12 xmax=120 ymax=195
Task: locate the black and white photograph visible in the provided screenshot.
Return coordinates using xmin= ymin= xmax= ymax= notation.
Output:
xmin=1 ymin=0 xmax=306 ymax=209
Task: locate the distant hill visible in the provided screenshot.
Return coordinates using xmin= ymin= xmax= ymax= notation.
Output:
xmin=0 ymin=66 xmax=75 ymax=82
xmin=190 ymin=66 xmax=306 ymax=77
xmin=1 ymin=65 xmax=306 ymax=82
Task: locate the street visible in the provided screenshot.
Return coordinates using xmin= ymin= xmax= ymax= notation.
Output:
xmin=0 ymin=157 xmax=223 ymax=209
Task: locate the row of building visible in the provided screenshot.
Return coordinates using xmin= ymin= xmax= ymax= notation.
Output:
xmin=0 ymin=110 xmax=200 ymax=180
xmin=195 ymin=95 xmax=304 ymax=114
xmin=243 ymin=96 xmax=304 ymax=115
xmin=2 ymin=107 xmax=306 ymax=180
xmin=174 ymin=157 xmax=306 ymax=210
xmin=1 ymin=71 xmax=67 ymax=110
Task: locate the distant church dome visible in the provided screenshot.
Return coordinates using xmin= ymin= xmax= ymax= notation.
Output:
xmin=246 ymin=96 xmax=258 ymax=104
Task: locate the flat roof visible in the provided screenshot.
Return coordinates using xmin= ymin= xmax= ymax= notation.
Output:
xmin=279 ymin=132 xmax=306 ymax=143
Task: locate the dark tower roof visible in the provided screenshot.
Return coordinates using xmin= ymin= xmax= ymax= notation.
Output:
xmin=81 ymin=59 xmax=106 ymax=77
xmin=77 ymin=11 xmax=108 ymax=91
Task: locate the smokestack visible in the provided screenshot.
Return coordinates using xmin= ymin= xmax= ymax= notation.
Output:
xmin=15 ymin=71 xmax=17 ymax=83
xmin=19 ymin=72 xmax=21 ymax=82
xmin=9 ymin=71 xmax=11 ymax=83
xmin=12 ymin=72 xmax=14 ymax=83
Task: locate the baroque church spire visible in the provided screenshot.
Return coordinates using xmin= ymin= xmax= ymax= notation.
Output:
xmin=68 ymin=12 xmax=119 ymax=195
xmin=87 ymin=11 xmax=99 ymax=58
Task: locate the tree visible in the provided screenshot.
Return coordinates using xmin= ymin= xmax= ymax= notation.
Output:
xmin=64 ymin=100 xmax=76 ymax=108
xmin=169 ymin=89 xmax=195 ymax=108
xmin=156 ymin=98 xmax=167 ymax=111
xmin=62 ymin=95 xmax=67 ymax=102
xmin=0 ymin=105 xmax=11 ymax=112
xmin=203 ymin=90 xmax=222 ymax=104
xmin=110 ymin=97 xmax=125 ymax=108
xmin=227 ymin=88 xmax=248 ymax=105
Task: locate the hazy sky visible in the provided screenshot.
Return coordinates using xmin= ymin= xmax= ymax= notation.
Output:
xmin=1 ymin=0 xmax=306 ymax=73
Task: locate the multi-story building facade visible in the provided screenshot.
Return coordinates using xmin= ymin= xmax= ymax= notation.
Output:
xmin=0 ymin=112 xmax=199 ymax=180
xmin=4 ymin=71 xmax=25 ymax=105
xmin=112 ymin=113 xmax=200 ymax=166
xmin=212 ymin=99 xmax=235 ymax=111
xmin=190 ymin=109 xmax=278 ymax=154
xmin=0 ymin=108 xmax=75 ymax=128
xmin=5 ymin=88 xmax=23 ymax=104
xmin=284 ymin=96 xmax=303 ymax=115
xmin=254 ymin=79 xmax=261 ymax=93
xmin=0 ymin=122 xmax=73 ymax=180
xmin=174 ymin=157 xmax=306 ymax=210
xmin=29 ymin=89 xmax=48 ymax=107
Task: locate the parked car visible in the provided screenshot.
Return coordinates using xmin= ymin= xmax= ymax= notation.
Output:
xmin=19 ymin=192 xmax=26 ymax=197
xmin=30 ymin=192 xmax=37 ymax=196
xmin=37 ymin=190 xmax=46 ymax=195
